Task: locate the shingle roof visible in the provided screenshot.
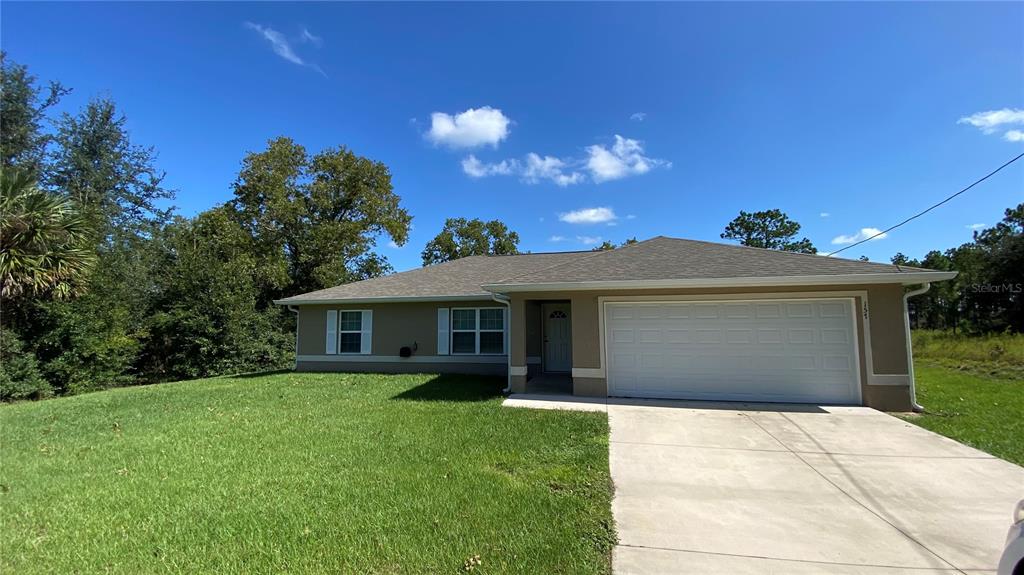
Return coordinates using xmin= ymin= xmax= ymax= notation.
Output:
xmin=274 ymin=250 xmax=590 ymax=303
xmin=493 ymin=236 xmax=936 ymax=285
xmin=276 ymin=236 xmax=952 ymax=304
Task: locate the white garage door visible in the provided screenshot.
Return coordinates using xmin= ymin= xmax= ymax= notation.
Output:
xmin=605 ymin=299 xmax=861 ymax=404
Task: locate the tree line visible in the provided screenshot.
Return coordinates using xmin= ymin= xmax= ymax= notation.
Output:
xmin=1 ymin=55 xmax=410 ymax=400
xmin=891 ymin=205 xmax=1023 ymax=334
xmin=2 ymin=53 xmax=1020 ymax=402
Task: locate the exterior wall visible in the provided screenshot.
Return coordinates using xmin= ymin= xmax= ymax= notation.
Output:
xmin=295 ymin=300 xmax=507 ymax=376
xmin=524 ymin=301 xmax=542 ymax=376
xmin=297 ymin=359 xmax=506 ymax=376
xmin=508 ymin=284 xmax=915 ymax=410
xmin=291 ymin=283 xmax=918 ymax=410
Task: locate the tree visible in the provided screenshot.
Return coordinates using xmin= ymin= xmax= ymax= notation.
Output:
xmin=0 ymin=168 xmax=94 ymax=301
xmin=0 ymin=329 xmax=52 ymax=401
xmin=421 ymin=217 xmax=519 ymax=265
xmin=971 ymin=203 xmax=1023 ymax=332
xmin=0 ymin=53 xmax=69 ymax=175
xmin=22 ymin=98 xmax=174 ymax=395
xmin=890 ymin=205 xmax=1024 ymax=335
xmin=591 ymin=237 xmax=639 ymax=251
xmin=137 ymin=208 xmax=292 ymax=381
xmin=230 ymin=137 xmax=410 ymax=297
xmin=46 ymin=98 xmax=173 ymax=241
xmin=721 ymin=209 xmax=816 ymax=253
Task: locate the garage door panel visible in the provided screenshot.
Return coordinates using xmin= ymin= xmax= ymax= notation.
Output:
xmin=787 ymin=328 xmax=815 ymax=344
xmin=756 ymin=303 xmax=782 ymax=318
xmin=819 ymin=302 xmax=849 ymax=318
xmin=611 ymin=329 xmax=635 ymax=343
xmin=785 ymin=303 xmax=814 ymax=318
xmin=636 ymin=305 xmax=662 ymax=320
xmin=724 ymin=303 xmax=753 ymax=318
xmin=823 ymin=355 xmax=853 ymax=371
xmin=695 ymin=329 xmax=721 ymax=344
xmin=606 ymin=299 xmax=860 ymax=405
xmin=665 ymin=305 xmax=690 ymax=319
xmin=694 ymin=304 xmax=720 ymax=319
xmin=638 ymin=329 xmax=662 ymax=343
xmin=821 ymin=328 xmax=850 ymax=344
xmin=665 ymin=329 xmax=690 ymax=343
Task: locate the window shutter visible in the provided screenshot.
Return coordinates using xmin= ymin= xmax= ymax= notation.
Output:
xmin=326 ymin=310 xmax=338 ymax=355
xmin=360 ymin=310 xmax=373 ymax=355
xmin=437 ymin=308 xmax=450 ymax=355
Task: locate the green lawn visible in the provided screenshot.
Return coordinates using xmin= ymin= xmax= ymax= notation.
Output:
xmin=901 ymin=361 xmax=1024 ymax=466
xmin=1 ymin=373 xmax=615 ymax=574
xmin=912 ymin=329 xmax=1024 ymax=380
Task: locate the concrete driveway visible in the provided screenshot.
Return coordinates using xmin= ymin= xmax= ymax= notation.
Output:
xmin=605 ymin=400 xmax=1024 ymax=574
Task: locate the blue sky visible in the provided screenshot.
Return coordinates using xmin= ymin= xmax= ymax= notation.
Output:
xmin=3 ymin=2 xmax=1022 ymax=271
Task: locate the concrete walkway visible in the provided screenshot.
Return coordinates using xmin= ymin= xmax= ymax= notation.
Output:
xmin=504 ymin=395 xmax=1024 ymax=574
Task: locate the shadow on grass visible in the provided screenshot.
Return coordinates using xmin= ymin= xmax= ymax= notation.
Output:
xmin=227 ymin=369 xmax=294 ymax=379
xmin=391 ymin=374 xmax=505 ymax=402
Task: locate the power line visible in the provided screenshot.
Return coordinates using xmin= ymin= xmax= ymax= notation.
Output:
xmin=828 ymin=151 xmax=1024 ymax=257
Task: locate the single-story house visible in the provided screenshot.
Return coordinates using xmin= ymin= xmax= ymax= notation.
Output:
xmin=275 ymin=236 xmax=956 ymax=411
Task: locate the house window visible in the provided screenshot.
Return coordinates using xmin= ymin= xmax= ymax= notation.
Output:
xmin=451 ymin=308 xmax=505 ymax=355
xmin=339 ymin=311 xmax=364 ymax=354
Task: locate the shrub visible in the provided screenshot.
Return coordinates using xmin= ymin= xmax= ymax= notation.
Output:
xmin=0 ymin=329 xmax=52 ymax=401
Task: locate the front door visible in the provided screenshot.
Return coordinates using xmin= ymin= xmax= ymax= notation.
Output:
xmin=543 ymin=303 xmax=571 ymax=373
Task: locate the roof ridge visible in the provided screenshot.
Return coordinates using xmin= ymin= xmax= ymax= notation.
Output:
xmin=657 ymin=235 xmax=904 ymax=270
xmin=491 ymin=236 xmax=662 ymax=284
xmin=484 ymin=249 xmax=596 ymax=257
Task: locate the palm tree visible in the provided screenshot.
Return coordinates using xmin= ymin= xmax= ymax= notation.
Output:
xmin=0 ymin=167 xmax=95 ymax=299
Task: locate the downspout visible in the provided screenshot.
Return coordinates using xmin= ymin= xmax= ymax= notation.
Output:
xmin=287 ymin=305 xmax=299 ymax=370
xmin=490 ymin=293 xmax=512 ymax=393
xmin=903 ymin=283 xmax=930 ymax=412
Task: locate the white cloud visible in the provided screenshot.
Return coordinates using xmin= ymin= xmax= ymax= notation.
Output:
xmin=523 ymin=153 xmax=583 ymax=186
xmin=387 ymin=240 xmax=403 ymax=249
xmin=1004 ymin=130 xmax=1024 ymax=142
xmin=549 ymin=235 xmax=566 ymax=242
xmin=630 ymin=112 xmax=646 ymax=122
xmin=626 ymin=214 xmax=637 ymax=220
xmin=559 ymin=207 xmax=617 ymax=224
xmin=244 ymin=22 xmax=325 ymax=76
xmin=586 ymin=135 xmax=668 ymax=183
xmin=300 ymin=28 xmax=322 ymax=46
xmin=958 ymin=108 xmax=1024 ymax=135
xmin=820 ymin=212 xmax=830 ymax=218
xmin=831 ymin=227 xmax=888 ymax=245
xmin=577 ymin=235 xmax=602 ymax=245
xmin=966 ymin=223 xmax=987 ymax=230
xmin=462 ymin=152 xmax=582 ymax=186
xmin=426 ymin=106 xmax=511 ymax=149
xmin=453 ymin=134 xmax=666 ymax=186
xmin=462 ymin=155 xmax=518 ymax=178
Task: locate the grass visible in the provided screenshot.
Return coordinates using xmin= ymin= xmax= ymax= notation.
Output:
xmin=0 ymin=373 xmax=615 ymax=574
xmin=901 ymin=330 xmax=1024 ymax=466
xmin=912 ymin=329 xmax=1024 ymax=380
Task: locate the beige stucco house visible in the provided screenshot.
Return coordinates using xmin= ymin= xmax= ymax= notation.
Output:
xmin=275 ymin=236 xmax=955 ymax=411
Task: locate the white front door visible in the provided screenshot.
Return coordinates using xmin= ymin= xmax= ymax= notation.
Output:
xmin=543 ymin=303 xmax=572 ymax=373
xmin=604 ymin=298 xmax=862 ymax=404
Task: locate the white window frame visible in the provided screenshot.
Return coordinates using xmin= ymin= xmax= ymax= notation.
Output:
xmin=450 ymin=307 xmax=506 ymax=355
xmin=336 ymin=309 xmax=372 ymax=355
